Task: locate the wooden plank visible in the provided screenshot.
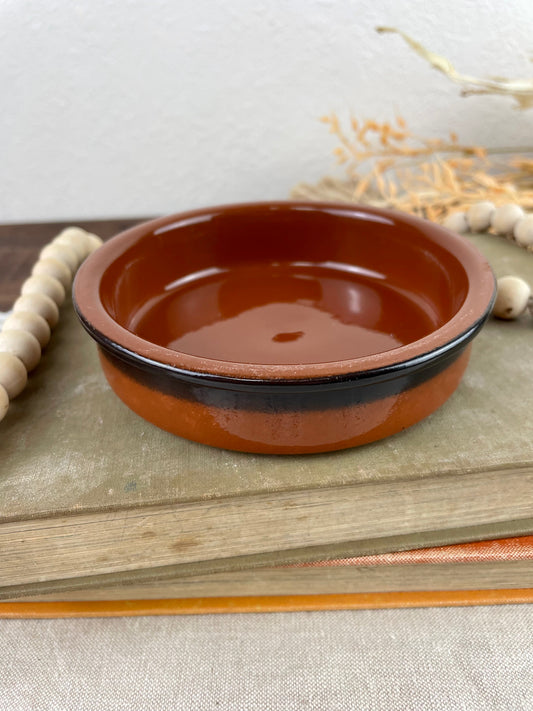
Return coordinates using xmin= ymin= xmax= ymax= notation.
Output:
xmin=0 ymin=219 xmax=147 ymax=309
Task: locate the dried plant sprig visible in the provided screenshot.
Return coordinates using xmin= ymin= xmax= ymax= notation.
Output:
xmin=294 ymin=114 xmax=533 ymax=223
xmin=376 ymin=27 xmax=533 ymax=110
xmin=320 ymin=113 xmax=489 ymax=164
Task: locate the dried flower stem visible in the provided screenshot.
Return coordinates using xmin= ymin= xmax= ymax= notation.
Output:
xmin=377 ymin=27 xmax=533 ymax=110
xmin=311 ymin=114 xmax=533 ymax=222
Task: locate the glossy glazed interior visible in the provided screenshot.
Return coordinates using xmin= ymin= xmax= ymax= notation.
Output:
xmin=132 ymin=262 xmax=440 ymax=365
xmin=73 ymin=202 xmax=496 ymax=382
xmin=85 ymin=203 xmax=493 ymax=379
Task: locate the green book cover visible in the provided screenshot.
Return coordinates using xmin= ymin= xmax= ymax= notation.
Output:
xmin=1 ymin=233 xmax=533 ymax=590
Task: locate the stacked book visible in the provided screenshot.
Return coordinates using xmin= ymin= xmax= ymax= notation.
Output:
xmin=1 ymin=231 xmax=533 ymax=614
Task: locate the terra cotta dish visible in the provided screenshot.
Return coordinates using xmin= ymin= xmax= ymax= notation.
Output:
xmin=73 ymin=202 xmax=495 ymax=454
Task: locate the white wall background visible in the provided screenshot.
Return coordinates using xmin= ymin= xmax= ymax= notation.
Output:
xmin=1 ymin=0 xmax=532 ymax=222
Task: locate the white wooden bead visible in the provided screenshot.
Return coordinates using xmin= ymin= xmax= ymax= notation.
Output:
xmin=491 ymin=204 xmax=525 ymax=235
xmin=21 ymin=274 xmax=65 ymax=306
xmin=0 ymin=352 xmax=27 ymax=399
xmin=60 ymin=226 xmax=93 ymax=246
xmin=54 ymin=227 xmax=92 ymax=262
xmin=467 ymin=201 xmax=495 ymax=232
xmin=39 ymin=243 xmax=77 ymax=274
xmin=85 ymin=233 xmax=104 ymax=252
xmin=13 ymin=293 xmax=59 ymax=329
xmin=0 ymin=383 xmax=8 ymax=423
xmin=3 ymin=311 xmax=51 ymax=348
xmin=513 ymin=215 xmax=533 ymax=248
xmin=492 ymin=276 xmax=531 ymax=320
xmin=32 ymin=258 xmax=72 ymax=291
xmin=0 ymin=329 xmax=41 ymax=371
xmin=443 ymin=211 xmax=468 ymax=233
xmin=52 ymin=235 xmax=85 ymax=264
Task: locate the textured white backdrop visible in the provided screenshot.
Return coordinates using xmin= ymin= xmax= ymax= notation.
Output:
xmin=1 ymin=0 xmax=532 ymax=222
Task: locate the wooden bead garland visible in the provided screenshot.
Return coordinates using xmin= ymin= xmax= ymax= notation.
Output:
xmin=0 ymin=384 xmax=8 ymax=421
xmin=21 ymin=274 xmax=66 ymax=306
xmin=514 ymin=215 xmax=533 ymax=249
xmin=0 ymin=352 xmax=28 ymax=399
xmin=3 ymin=311 xmax=51 ymax=348
xmin=491 ymin=205 xmax=524 ymax=236
xmin=443 ymin=202 xmax=533 ymax=243
xmin=52 ymin=231 xmax=87 ymax=263
xmin=492 ymin=276 xmax=532 ymax=320
xmin=0 ymin=330 xmax=42 ymax=371
xmin=0 ymin=226 xmax=103 ymax=423
xmin=31 ymin=257 xmax=72 ymax=291
xmin=466 ymin=202 xmax=495 ymax=233
xmin=39 ymin=243 xmax=78 ymax=274
xmin=13 ymin=293 xmax=60 ymax=329
xmin=443 ymin=202 xmax=533 ymax=323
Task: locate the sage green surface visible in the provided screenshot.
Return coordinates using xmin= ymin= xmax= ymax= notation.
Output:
xmin=1 ymin=234 xmax=532 ymax=521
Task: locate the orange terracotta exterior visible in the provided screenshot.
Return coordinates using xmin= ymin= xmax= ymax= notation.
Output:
xmin=99 ymin=345 xmax=471 ymax=454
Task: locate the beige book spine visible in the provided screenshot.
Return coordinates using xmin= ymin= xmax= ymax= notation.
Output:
xmin=11 ymin=560 xmax=533 ymax=602
xmin=2 ymin=465 xmax=533 ymax=589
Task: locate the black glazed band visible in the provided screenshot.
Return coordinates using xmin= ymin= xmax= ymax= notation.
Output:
xmin=99 ymin=346 xmax=465 ymax=412
xmin=86 ymin=313 xmax=489 ymax=413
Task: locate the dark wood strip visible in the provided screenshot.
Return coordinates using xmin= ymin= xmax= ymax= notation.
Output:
xmin=0 ymin=219 xmax=149 ymax=310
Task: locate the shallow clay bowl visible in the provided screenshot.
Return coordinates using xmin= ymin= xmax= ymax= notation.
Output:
xmin=73 ymin=202 xmax=495 ymax=454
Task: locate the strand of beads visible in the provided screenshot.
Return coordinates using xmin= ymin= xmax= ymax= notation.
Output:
xmin=443 ymin=202 xmax=533 ymax=321
xmin=0 ymin=227 xmax=103 ymax=423
xmin=443 ymin=201 xmax=533 ymax=246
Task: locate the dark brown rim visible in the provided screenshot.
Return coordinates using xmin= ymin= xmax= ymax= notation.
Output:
xmin=73 ymin=201 xmax=496 ymax=381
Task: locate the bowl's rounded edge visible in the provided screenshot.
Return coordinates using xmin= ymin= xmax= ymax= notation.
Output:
xmin=73 ymin=201 xmax=496 ymax=383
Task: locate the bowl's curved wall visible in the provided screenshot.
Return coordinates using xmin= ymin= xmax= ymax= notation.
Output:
xmin=73 ymin=202 xmax=495 ymax=453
